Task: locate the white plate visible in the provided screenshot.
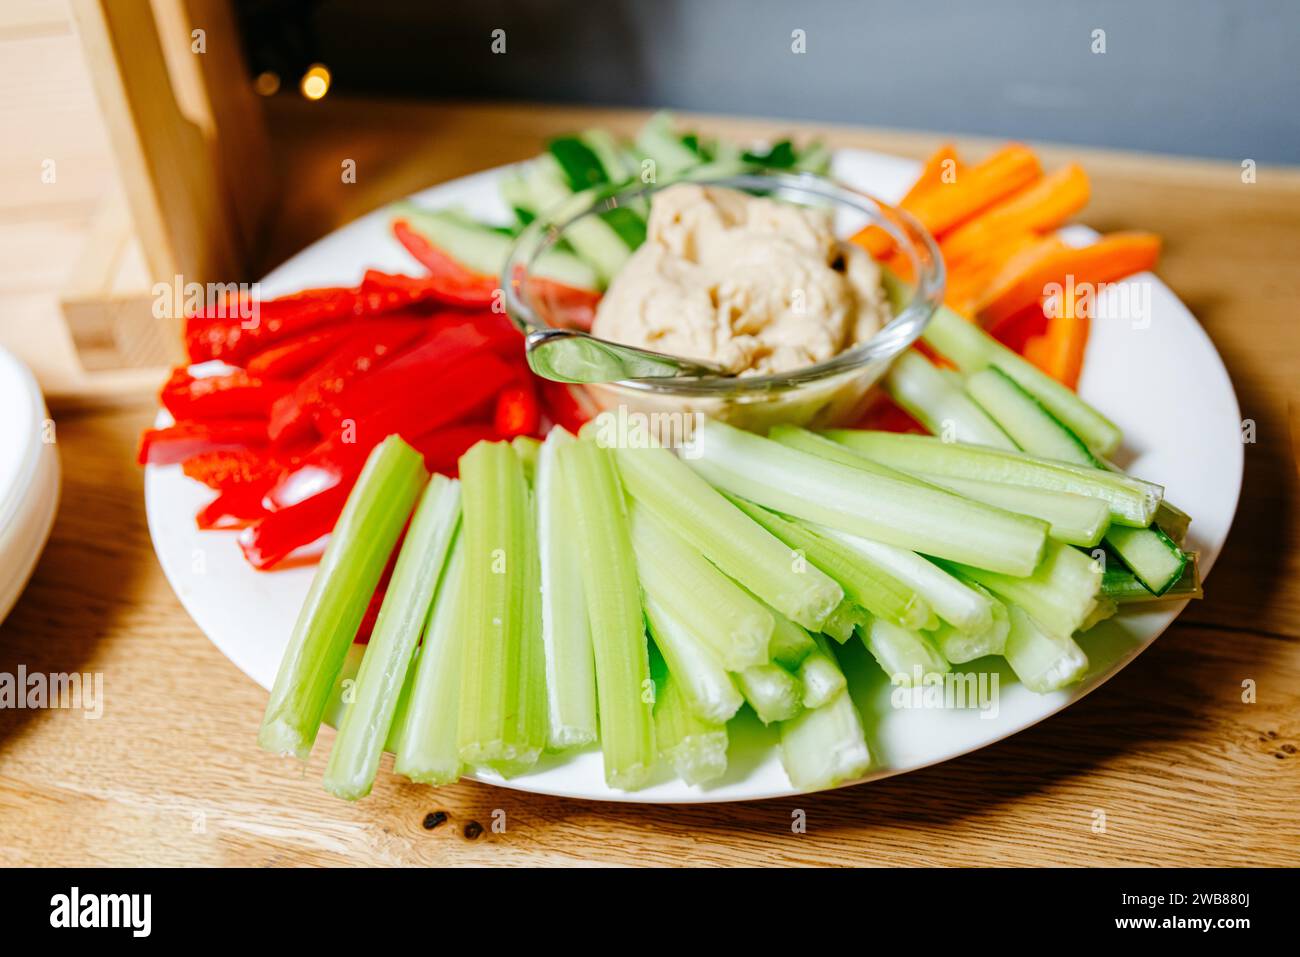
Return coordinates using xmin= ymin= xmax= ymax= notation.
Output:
xmin=0 ymin=347 xmax=60 ymax=627
xmin=144 ymin=148 xmax=1242 ymax=802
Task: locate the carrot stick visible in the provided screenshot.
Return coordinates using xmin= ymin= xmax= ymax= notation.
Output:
xmin=1025 ymin=285 xmax=1089 ymax=389
xmin=940 ymin=163 xmax=1091 ymax=265
xmin=852 ymin=143 xmax=1038 ymax=256
xmin=977 ymin=232 xmax=1161 ymax=328
xmin=900 ymin=143 xmax=961 ymax=206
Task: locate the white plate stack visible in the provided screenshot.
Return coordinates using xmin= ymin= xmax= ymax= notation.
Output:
xmin=0 ymin=348 xmax=60 ymax=627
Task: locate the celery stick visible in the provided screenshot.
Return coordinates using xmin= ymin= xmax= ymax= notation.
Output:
xmin=862 ymin=617 xmax=950 ymax=684
xmin=512 ymin=435 xmax=541 ymax=483
xmin=920 ymin=302 xmax=1123 ymax=456
xmin=809 ymin=523 xmax=995 ymax=634
xmin=653 ymin=666 xmax=728 ymax=786
xmin=492 ymin=482 xmax=548 ymax=777
xmin=886 ymin=350 xmax=1016 ymax=449
xmin=729 ymin=496 xmax=932 ymax=631
xmin=1079 ymin=596 xmax=1118 ymax=631
xmin=613 ymin=442 xmax=842 ymax=629
xmin=559 ymin=437 xmax=656 ymax=789
xmin=630 ymin=502 xmax=773 ymax=670
xmin=765 ymin=602 xmax=818 ymax=670
xmin=393 ymin=536 xmax=467 ymax=785
xmin=384 ymin=645 xmax=418 ymax=756
xmin=1004 ymin=606 xmax=1089 ymax=693
xmin=691 ymin=418 xmax=1047 ymax=576
xmin=778 ymin=635 xmax=871 ymax=789
xmin=324 ymin=475 xmax=461 ymax=799
xmin=643 ymin=594 xmax=744 ymax=725
xmin=536 ymin=428 xmax=598 ymax=750
xmin=737 ymin=664 xmax=802 ymax=724
xmin=824 ymin=430 xmax=1160 ymax=528
xmin=947 ymin=541 xmax=1102 ymax=639
xmin=797 ymin=644 xmax=847 ymax=708
xmin=259 ymin=435 xmax=428 ymax=760
xmin=926 ymin=583 xmax=1009 ymax=663
xmin=820 ymin=600 xmax=861 ymax=643
xmin=456 ymin=441 xmax=537 ymax=770
xmin=914 ymin=472 xmax=1111 ymax=547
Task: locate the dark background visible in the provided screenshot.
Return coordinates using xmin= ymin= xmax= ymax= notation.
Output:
xmin=238 ymin=0 xmax=1297 ymax=163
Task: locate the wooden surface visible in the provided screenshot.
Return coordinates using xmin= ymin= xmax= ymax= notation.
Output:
xmin=2 ymin=99 xmax=1299 ymax=866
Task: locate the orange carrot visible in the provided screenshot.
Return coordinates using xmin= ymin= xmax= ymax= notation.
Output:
xmin=852 ymin=143 xmax=1038 ymax=256
xmin=900 ymin=143 xmax=961 ymax=206
xmin=900 ymin=143 xmax=1042 ymax=238
xmin=1025 ymin=285 xmax=1089 ymax=389
xmin=977 ymin=231 xmax=1162 ymax=328
xmin=940 ymin=163 xmax=1091 ymax=265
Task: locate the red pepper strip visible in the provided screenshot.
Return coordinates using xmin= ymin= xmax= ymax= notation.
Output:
xmin=537 ymin=379 xmax=591 ymax=434
xmin=853 ymin=396 xmax=927 ymax=435
xmin=195 ymin=477 xmax=277 ymax=530
xmin=409 ymin=422 xmax=497 ymax=476
xmin=245 ymin=325 xmax=356 ymax=380
xmin=266 ymin=319 xmax=426 ymax=444
xmin=359 ymin=268 xmax=495 ymax=311
xmin=312 ymin=312 xmax=520 ymax=433
xmin=161 ymin=367 xmax=287 ymax=420
xmin=348 ymin=352 xmax=518 ymax=450
xmin=261 ymin=431 xmax=373 ymax=511
xmin=138 ymin=420 xmax=268 ymax=466
xmin=392 ymin=220 xmax=497 ymax=287
xmin=493 ymin=379 xmax=541 ymax=438
xmin=185 ymin=286 xmax=359 ymax=364
xmin=182 ymin=447 xmax=282 ymax=491
xmin=237 ymin=483 xmax=350 ymax=571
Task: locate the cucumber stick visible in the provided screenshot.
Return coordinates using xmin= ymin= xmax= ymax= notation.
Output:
xmin=392 ymin=201 xmax=598 ymax=290
xmin=965 ymin=366 xmax=1187 ymax=594
xmin=324 ymin=474 xmax=461 ymax=799
xmin=920 ymin=302 xmax=1123 ymax=457
xmin=525 ymin=155 xmax=632 ymax=284
xmin=886 ymin=350 xmax=1015 ymax=449
xmin=691 ymin=419 xmax=1048 ymax=577
xmin=558 ymin=437 xmax=656 ymax=789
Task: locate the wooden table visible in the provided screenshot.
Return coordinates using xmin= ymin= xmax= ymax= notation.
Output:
xmin=2 ymin=100 xmax=1298 ymax=866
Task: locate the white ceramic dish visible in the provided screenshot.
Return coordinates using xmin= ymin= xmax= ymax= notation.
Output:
xmin=0 ymin=348 xmax=60 ymax=627
xmin=144 ymin=148 xmax=1243 ymax=802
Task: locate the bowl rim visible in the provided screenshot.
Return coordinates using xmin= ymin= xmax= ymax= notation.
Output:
xmin=501 ymin=170 xmax=946 ymax=396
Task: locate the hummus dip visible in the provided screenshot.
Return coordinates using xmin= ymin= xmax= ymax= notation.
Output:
xmin=592 ymin=183 xmax=890 ymax=376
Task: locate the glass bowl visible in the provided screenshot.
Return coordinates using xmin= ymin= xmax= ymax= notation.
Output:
xmin=501 ymin=171 xmax=945 ymax=431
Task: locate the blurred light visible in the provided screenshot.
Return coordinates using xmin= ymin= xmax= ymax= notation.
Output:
xmin=299 ymin=63 xmax=331 ymax=101
xmin=254 ymin=71 xmax=281 ymax=96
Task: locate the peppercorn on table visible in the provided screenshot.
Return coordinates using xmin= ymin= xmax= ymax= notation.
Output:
xmin=0 ymin=100 xmax=1297 ymax=866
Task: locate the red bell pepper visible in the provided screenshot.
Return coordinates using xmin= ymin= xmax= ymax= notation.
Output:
xmin=237 ymin=483 xmax=350 ymax=570
xmin=138 ymin=420 xmax=267 ymax=466
xmin=392 ymin=220 xmax=498 ymax=288
xmin=311 ymin=312 xmax=520 ymax=433
xmin=266 ymin=319 xmax=425 ymax=444
xmin=161 ymin=367 xmax=286 ymax=420
xmin=245 ymin=326 xmax=355 ymax=380
xmin=358 ymin=268 xmax=495 ymax=311
xmin=261 ymin=430 xmax=373 ymax=511
xmin=409 ymin=422 xmax=497 ymax=475
xmin=493 ymin=379 xmax=541 ymax=438
xmin=185 ymin=285 xmax=360 ymax=364
xmin=195 ymin=477 xmax=277 ymax=530
xmin=345 ymin=352 xmax=517 ymax=450
xmin=537 ymin=379 xmax=591 ymax=435
xmin=181 ymin=447 xmax=282 ymax=491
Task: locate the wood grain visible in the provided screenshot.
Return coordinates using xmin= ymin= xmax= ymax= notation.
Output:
xmin=1 ymin=100 xmax=1298 ymax=866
